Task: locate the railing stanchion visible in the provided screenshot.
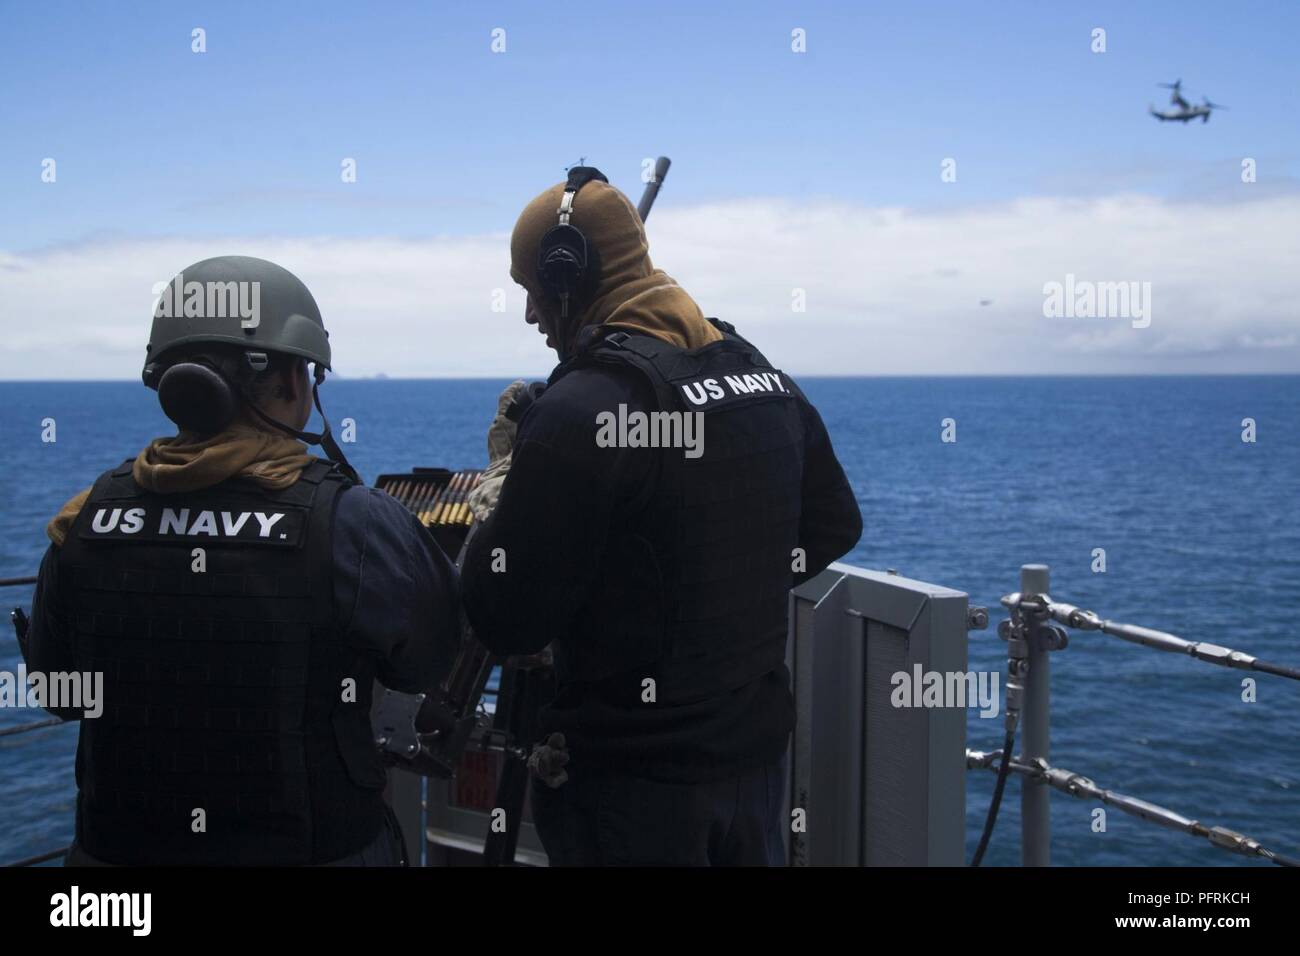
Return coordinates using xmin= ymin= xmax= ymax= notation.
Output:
xmin=1020 ymin=563 xmax=1052 ymax=866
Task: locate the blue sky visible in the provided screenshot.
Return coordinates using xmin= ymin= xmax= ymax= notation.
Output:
xmin=3 ymin=0 xmax=1296 ymax=248
xmin=1 ymin=1 xmax=1297 ymax=377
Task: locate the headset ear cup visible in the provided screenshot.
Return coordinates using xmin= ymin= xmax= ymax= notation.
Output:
xmin=157 ymin=362 xmax=238 ymax=434
xmin=535 ymin=171 xmax=606 ymax=340
xmin=537 ymin=223 xmax=588 ymax=302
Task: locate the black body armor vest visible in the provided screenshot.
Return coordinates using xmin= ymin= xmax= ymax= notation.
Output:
xmin=550 ymin=319 xmax=805 ymax=705
xmin=57 ymin=459 xmax=386 ymax=865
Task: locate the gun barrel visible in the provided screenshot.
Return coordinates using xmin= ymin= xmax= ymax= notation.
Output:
xmin=635 ymin=156 xmax=672 ymax=221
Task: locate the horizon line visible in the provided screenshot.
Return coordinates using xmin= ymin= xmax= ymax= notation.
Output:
xmin=2 ymin=372 xmax=1299 ymax=385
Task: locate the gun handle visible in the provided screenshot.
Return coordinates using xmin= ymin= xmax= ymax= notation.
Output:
xmin=11 ymin=607 xmax=29 ymax=642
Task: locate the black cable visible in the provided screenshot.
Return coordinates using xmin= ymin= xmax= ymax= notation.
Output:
xmin=1269 ymin=850 xmax=1300 ymax=867
xmin=1252 ymin=659 xmax=1300 ymax=682
xmin=243 ymin=379 xmax=361 ymax=485
xmin=970 ymin=729 xmax=1016 ymax=867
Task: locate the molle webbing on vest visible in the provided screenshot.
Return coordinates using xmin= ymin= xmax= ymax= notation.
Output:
xmin=58 ymin=459 xmax=385 ymax=865
xmin=550 ymin=322 xmax=804 ymax=704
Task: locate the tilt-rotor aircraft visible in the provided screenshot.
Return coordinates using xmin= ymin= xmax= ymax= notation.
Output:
xmin=1149 ymin=79 xmax=1228 ymax=123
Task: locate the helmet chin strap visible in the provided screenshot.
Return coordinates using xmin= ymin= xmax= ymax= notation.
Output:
xmin=243 ymin=376 xmax=361 ymax=485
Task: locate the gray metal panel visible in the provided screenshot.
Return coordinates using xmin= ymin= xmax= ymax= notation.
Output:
xmin=788 ymin=563 xmax=968 ymax=866
xmin=807 ymin=574 xmax=861 ymax=865
xmin=919 ymin=585 xmax=969 ymax=866
xmin=862 ymin=615 xmax=919 ymax=865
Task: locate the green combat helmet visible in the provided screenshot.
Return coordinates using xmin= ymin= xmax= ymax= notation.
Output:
xmin=143 ymin=254 xmax=332 ymax=375
xmin=141 ymin=255 xmax=359 ymax=482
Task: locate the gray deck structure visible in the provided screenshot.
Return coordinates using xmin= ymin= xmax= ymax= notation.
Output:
xmin=407 ymin=561 xmax=973 ymax=866
xmin=788 ymin=563 xmax=970 ymax=866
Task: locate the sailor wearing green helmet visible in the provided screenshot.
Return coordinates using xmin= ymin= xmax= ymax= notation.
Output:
xmin=19 ymin=256 xmax=460 ymax=866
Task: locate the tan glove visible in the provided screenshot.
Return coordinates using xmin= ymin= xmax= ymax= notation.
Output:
xmin=467 ymin=380 xmax=527 ymax=522
xmin=527 ymin=732 xmax=570 ymax=789
xmin=485 ymin=380 xmax=526 ymax=463
xmin=467 ymin=454 xmax=511 ymax=522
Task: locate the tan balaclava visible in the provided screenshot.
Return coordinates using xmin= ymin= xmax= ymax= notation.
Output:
xmin=509 ymin=177 xmax=722 ymax=354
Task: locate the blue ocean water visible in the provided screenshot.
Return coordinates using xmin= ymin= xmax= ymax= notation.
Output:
xmin=1 ymin=376 xmax=1297 ymax=867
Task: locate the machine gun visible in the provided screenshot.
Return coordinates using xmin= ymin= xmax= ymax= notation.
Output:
xmin=371 ymin=158 xmax=673 ymax=864
xmin=368 ymin=467 xmax=559 ymax=866
xmin=370 ymin=468 xmax=489 ymax=778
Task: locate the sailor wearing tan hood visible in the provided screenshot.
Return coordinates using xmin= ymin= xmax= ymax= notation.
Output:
xmin=464 ymin=168 xmax=725 ymax=519
xmin=508 ymin=170 xmax=722 ymax=357
xmin=461 ymin=167 xmax=862 ymax=866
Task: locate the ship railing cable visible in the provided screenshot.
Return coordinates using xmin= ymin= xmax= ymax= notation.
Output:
xmin=1007 ymin=593 xmax=1300 ymax=682
xmin=0 ymin=711 xmax=73 ymax=865
xmin=0 ymin=716 xmax=65 ymax=738
xmin=6 ymin=847 xmax=70 ymax=868
xmin=967 ymin=748 xmax=1300 ymax=868
xmin=0 ymin=712 xmax=71 ymax=865
xmin=968 ymin=585 xmax=1300 ymax=866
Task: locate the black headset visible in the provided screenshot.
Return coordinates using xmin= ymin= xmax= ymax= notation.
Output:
xmin=151 ymin=351 xmax=359 ymax=482
xmin=156 ymin=361 xmax=238 ymax=434
xmin=536 ymin=166 xmax=608 ymax=337
xmin=152 ymin=351 xmax=267 ymax=435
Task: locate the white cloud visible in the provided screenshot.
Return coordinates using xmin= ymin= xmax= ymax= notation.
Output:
xmin=1 ymin=192 xmax=1297 ymax=379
